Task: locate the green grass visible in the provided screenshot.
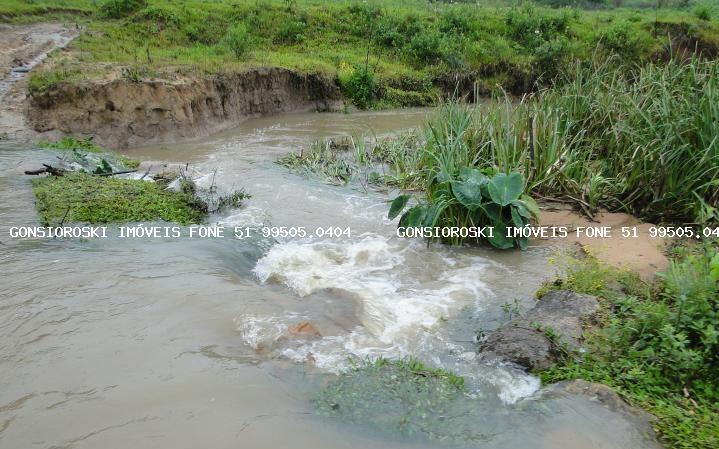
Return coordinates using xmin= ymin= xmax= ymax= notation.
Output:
xmin=10 ymin=0 xmax=719 ymax=108
xmin=32 ymin=137 xmax=250 ymax=223
xmin=538 ymin=245 xmax=719 ymax=449
xmin=0 ymin=0 xmax=94 ymax=20
xmin=32 ymin=171 xmax=206 ymax=225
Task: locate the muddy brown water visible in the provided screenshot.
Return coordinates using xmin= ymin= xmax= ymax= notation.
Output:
xmin=1 ymin=110 xmax=658 ymax=449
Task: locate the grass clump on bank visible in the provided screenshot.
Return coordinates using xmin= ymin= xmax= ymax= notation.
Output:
xmin=538 ymin=246 xmax=719 ymax=449
xmin=32 ymin=171 xmax=206 ymax=225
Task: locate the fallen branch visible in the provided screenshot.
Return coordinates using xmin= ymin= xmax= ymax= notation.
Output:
xmin=24 ymin=164 xmax=66 ymax=176
xmin=140 ymin=165 xmax=152 ymax=180
xmin=96 ymin=169 xmax=137 ymax=177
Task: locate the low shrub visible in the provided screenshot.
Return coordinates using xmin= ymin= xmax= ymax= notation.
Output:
xmin=98 ymin=0 xmax=147 ymax=19
xmin=595 ymin=21 xmax=650 ymax=58
xmin=694 ymin=5 xmax=712 ymax=21
xmin=405 ymin=28 xmax=445 ymax=66
xmin=274 ymin=17 xmax=307 ymax=44
xmin=505 ymin=6 xmax=570 ymax=49
xmin=224 ymin=24 xmax=251 ymax=59
xmin=340 ymin=65 xmax=376 ymax=110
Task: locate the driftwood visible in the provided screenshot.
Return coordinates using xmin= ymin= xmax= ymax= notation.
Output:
xmin=96 ymin=169 xmax=137 ymax=177
xmin=24 ymin=164 xmax=65 ymax=176
xmin=24 ymin=165 xmax=137 ymax=177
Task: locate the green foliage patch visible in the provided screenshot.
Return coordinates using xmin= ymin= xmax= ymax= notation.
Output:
xmin=389 ymin=170 xmax=540 ymax=249
xmin=539 ymin=246 xmax=719 ymax=449
xmin=32 ymin=171 xmax=206 ymax=225
xmin=9 ymin=1 xmax=719 ymax=109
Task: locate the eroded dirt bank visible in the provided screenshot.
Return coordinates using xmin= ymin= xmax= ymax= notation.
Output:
xmin=26 ymin=68 xmax=342 ymax=148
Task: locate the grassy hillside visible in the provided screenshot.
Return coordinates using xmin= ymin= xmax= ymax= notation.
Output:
xmin=5 ymin=0 xmax=719 ymax=107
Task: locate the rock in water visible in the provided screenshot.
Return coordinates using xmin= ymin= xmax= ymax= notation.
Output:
xmin=540 ymin=380 xmax=663 ymax=449
xmin=287 ymin=321 xmax=322 ymax=338
xmin=479 ymin=290 xmax=599 ymax=371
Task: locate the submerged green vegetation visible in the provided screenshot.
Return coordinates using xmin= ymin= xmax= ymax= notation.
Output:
xmin=315 ymin=357 xmax=488 ymax=443
xmin=539 ymin=246 xmax=719 ymax=449
xmin=5 ymin=0 xmax=718 ymax=107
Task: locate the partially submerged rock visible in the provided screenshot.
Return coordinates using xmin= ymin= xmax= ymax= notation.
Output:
xmin=540 ymin=380 xmax=663 ymax=448
xmin=286 ymin=321 xmax=322 ymax=338
xmin=479 ymin=290 xmax=599 ymax=371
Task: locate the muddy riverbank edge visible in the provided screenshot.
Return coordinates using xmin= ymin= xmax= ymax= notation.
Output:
xmin=26 ymin=67 xmax=343 ymax=148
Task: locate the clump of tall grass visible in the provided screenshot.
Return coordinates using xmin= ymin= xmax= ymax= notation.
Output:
xmin=387 ymin=56 xmax=719 ymax=225
xmin=277 ymin=137 xmax=358 ymax=185
xmin=277 ymin=134 xmax=425 ymax=188
xmin=510 ymin=56 xmax=718 ymax=223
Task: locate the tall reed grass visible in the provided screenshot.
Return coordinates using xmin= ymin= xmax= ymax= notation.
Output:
xmin=412 ymin=56 xmax=719 ymax=224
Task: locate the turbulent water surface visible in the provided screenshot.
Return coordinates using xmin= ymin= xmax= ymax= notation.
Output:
xmin=1 ymin=110 xmax=655 ymax=449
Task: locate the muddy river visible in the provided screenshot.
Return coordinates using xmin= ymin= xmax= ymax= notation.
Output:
xmin=1 ymin=110 xmax=656 ymax=448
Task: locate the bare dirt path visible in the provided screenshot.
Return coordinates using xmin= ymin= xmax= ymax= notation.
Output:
xmin=0 ymin=22 xmax=78 ymax=140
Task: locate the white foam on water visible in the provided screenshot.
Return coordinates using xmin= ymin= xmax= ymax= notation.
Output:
xmin=253 ymin=234 xmax=484 ymax=343
xmin=234 ymin=315 xmax=289 ymax=351
xmin=246 ymin=233 xmax=541 ymax=404
xmin=223 ymin=205 xmax=271 ymax=227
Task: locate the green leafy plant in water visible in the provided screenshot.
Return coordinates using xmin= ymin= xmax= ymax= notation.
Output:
xmin=92 ymin=158 xmax=114 ymax=175
xmin=388 ymin=170 xmax=539 ymax=249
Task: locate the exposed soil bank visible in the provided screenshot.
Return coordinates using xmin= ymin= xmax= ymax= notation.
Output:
xmin=26 ymin=68 xmax=342 ymax=148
